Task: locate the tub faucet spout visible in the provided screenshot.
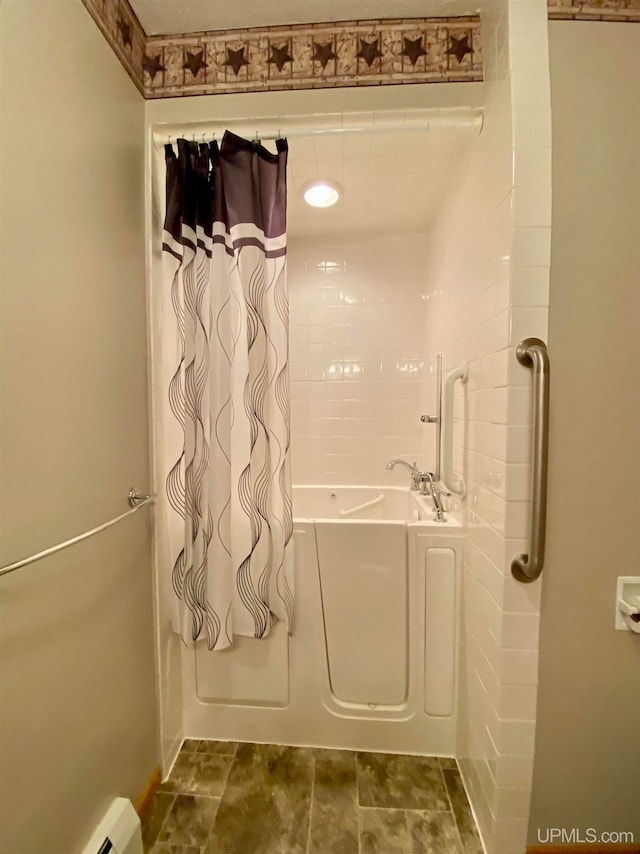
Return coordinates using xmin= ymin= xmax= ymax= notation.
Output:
xmin=385 ymin=458 xmax=422 ymax=490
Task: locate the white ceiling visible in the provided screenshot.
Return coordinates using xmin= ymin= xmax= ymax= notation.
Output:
xmin=132 ymin=0 xmax=480 ymax=36
xmin=286 ymin=120 xmax=477 ymax=238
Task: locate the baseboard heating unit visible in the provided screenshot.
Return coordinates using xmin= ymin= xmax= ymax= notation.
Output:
xmin=81 ymin=798 xmax=142 ymax=854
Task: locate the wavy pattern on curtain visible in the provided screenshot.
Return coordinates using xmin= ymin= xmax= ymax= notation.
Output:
xmin=160 ymin=132 xmax=293 ymax=651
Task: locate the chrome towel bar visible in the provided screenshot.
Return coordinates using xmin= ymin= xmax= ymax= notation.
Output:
xmin=0 ymin=489 xmax=155 ymax=579
xmin=511 ymin=338 xmax=550 ymax=584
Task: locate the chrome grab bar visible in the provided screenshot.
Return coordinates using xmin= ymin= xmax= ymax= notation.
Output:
xmin=0 ymin=489 xmax=155 ymax=579
xmin=511 ymin=338 xmax=550 ymax=584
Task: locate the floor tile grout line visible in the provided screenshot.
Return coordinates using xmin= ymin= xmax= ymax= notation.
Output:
xmin=440 ymin=763 xmax=455 ymax=813
xmin=188 ymin=747 xmax=236 ymax=854
xmin=305 ymin=751 xmax=317 ymax=854
xmin=358 ymin=805 xmax=456 ymax=813
xmin=205 ymin=751 xmax=233 ymax=850
xmin=441 ymin=766 xmax=467 ymax=853
xmin=198 ymin=796 xmax=221 ymax=854
xmin=158 ymin=789 xmax=222 ymax=800
xmin=218 ymin=750 xmax=234 ymax=802
xmin=147 ymin=791 xmax=177 ymax=852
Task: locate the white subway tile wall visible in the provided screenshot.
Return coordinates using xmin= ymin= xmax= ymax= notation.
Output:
xmin=288 ymin=234 xmax=435 ymax=485
xmin=418 ymin=2 xmax=551 ymax=852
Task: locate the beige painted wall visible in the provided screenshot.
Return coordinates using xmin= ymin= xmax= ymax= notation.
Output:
xmin=0 ymin=2 xmax=157 ymax=852
xmin=529 ymin=22 xmax=640 ymax=845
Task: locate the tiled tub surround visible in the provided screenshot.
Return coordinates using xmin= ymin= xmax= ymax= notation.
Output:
xmin=142 ymin=740 xmax=483 ymax=854
xmin=288 ymin=234 xmax=433 ymax=486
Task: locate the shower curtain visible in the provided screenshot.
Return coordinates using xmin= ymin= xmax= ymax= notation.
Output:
xmin=160 ymin=132 xmax=293 ymax=651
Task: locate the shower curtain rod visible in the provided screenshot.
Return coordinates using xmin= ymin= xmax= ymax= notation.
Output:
xmin=152 ymin=107 xmax=483 ymax=146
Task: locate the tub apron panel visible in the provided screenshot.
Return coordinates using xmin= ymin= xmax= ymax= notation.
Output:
xmin=181 ymin=490 xmax=462 ymax=756
xmin=315 ymin=520 xmax=408 ymax=706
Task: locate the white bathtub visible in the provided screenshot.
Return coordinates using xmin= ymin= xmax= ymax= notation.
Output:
xmin=293 ymin=484 xmax=440 ymax=521
xmin=182 ymin=486 xmax=462 ymax=756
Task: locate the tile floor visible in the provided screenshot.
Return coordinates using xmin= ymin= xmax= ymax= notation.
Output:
xmin=142 ymin=740 xmax=484 ymax=854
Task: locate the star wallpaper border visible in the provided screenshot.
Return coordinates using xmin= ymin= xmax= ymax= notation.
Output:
xmin=142 ymin=18 xmax=483 ymax=98
xmin=81 ymin=0 xmax=640 ymax=100
xmin=547 ymin=0 xmax=640 ymax=20
xmin=82 ymin=0 xmax=146 ymax=94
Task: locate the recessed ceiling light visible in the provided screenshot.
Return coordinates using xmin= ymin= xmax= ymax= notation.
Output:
xmin=303 ymin=180 xmax=341 ymax=208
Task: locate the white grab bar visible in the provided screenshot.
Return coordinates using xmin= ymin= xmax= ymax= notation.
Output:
xmin=441 ymin=364 xmax=468 ymax=495
xmin=339 ymin=494 xmax=385 ymax=517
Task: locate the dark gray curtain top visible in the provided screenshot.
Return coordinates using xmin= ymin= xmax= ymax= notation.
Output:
xmin=163 ymin=131 xmax=288 ymax=251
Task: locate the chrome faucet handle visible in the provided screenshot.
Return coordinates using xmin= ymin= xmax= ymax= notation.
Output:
xmin=418 ymin=472 xmax=448 ymax=520
xmin=418 ymin=472 xmax=450 ymax=495
xmin=418 ymin=470 xmax=435 ymax=496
